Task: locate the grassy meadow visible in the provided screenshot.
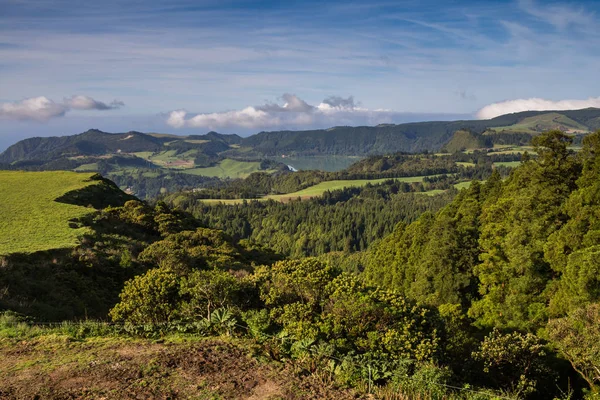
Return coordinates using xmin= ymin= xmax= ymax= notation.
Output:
xmin=273 ymin=155 xmax=363 ymax=172
xmin=489 ymin=113 xmax=589 ymax=134
xmin=0 ymin=171 xmax=99 ymax=255
xmin=182 ymin=159 xmax=267 ymax=179
xmin=265 ymin=176 xmax=429 ymax=201
xmin=201 ymin=175 xmax=433 ymax=204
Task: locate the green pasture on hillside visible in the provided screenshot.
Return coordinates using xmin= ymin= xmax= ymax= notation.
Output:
xmin=201 ymin=175 xmax=432 ymax=205
xmin=182 ymin=159 xmax=266 ymax=179
xmin=265 ymin=176 xmax=430 ymax=201
xmin=0 ymin=171 xmax=99 ymax=255
xmin=490 ymin=113 xmax=589 ymax=134
xmin=493 ymin=161 xmax=522 ymax=168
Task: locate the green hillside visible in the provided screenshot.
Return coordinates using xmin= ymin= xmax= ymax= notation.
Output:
xmin=0 ymin=171 xmax=129 ymax=255
xmin=182 ymin=158 xmax=267 ymax=179
xmin=264 ymin=175 xmax=430 ymax=201
xmin=490 ymin=112 xmax=590 ymax=134
xmin=441 ymin=130 xmax=491 ymax=152
xmin=1 ymin=108 xmax=599 ymax=200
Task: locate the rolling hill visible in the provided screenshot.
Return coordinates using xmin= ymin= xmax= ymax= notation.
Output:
xmin=0 ymin=171 xmax=133 ymax=255
xmin=235 ymin=108 xmax=600 ymax=156
xmin=2 ymin=108 xmax=598 ymax=165
xmin=441 ymin=130 xmax=492 ymax=152
xmin=1 ymin=108 xmax=598 ymax=198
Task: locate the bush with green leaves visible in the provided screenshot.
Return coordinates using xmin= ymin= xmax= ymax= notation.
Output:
xmin=179 ymin=269 xmax=244 ymax=320
xmin=472 ymin=329 xmax=554 ymax=397
xmin=109 ymin=267 xmax=181 ymax=325
xmin=548 ymin=303 xmax=600 ymax=395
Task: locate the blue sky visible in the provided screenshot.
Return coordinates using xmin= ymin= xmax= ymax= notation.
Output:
xmin=0 ymin=0 xmax=599 ymax=149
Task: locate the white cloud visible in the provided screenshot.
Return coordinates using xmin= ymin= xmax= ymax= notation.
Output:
xmin=166 ymin=109 xmax=187 ymax=128
xmin=166 ymin=94 xmax=398 ymax=130
xmin=65 ymin=95 xmax=124 ymax=110
xmin=476 ymin=97 xmax=600 ymax=119
xmin=518 ymin=0 xmax=594 ymax=31
xmin=320 ymin=95 xmax=356 ymax=109
xmin=0 ymin=95 xmax=125 ymax=122
xmin=257 ymin=93 xmax=315 ymax=113
xmin=0 ymin=96 xmax=67 ymax=121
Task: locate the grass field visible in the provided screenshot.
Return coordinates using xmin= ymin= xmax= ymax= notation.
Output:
xmin=488 ymin=145 xmax=535 ymax=155
xmin=265 ymin=176 xmax=430 ymax=201
xmin=182 ymin=159 xmax=266 ymax=179
xmin=273 ymin=155 xmax=363 ymax=172
xmin=490 ymin=113 xmax=589 ymax=134
xmin=0 ymin=171 xmax=99 ymax=255
xmin=417 ymin=180 xmax=483 ymax=196
xmin=493 ymin=161 xmax=521 ymax=168
xmin=132 ymin=150 xmax=196 ymax=169
xmin=109 ymin=168 xmax=161 ymax=178
xmin=74 ymin=163 xmax=99 ymax=171
xmin=453 ymin=181 xmax=474 ymax=190
xmin=201 ymin=176 xmax=432 ymax=204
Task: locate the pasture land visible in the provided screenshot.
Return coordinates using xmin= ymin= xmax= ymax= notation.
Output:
xmin=493 ymin=161 xmax=521 ymax=168
xmin=182 ymin=159 xmax=265 ymax=179
xmin=200 ymin=175 xmax=432 ymax=204
xmin=489 ymin=113 xmax=589 ymax=134
xmin=0 ymin=171 xmax=100 ymax=255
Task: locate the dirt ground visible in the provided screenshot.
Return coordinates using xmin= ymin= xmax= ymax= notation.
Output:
xmin=0 ymin=337 xmax=360 ymax=400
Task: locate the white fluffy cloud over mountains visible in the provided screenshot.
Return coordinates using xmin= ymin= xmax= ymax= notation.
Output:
xmin=65 ymin=95 xmax=124 ymax=111
xmin=166 ymin=94 xmax=397 ymax=130
xmin=0 ymin=96 xmax=124 ymax=122
xmin=477 ymin=97 xmax=600 ymax=119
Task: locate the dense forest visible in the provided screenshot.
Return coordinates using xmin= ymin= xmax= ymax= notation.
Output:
xmin=170 ymin=185 xmax=454 ymax=257
xmin=4 ymin=130 xmax=600 ymax=398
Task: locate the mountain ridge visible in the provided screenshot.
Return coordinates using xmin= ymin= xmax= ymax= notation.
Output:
xmin=2 ymin=108 xmax=599 ymax=164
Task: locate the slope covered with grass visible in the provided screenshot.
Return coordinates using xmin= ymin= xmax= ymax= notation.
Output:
xmin=182 ymin=158 xmax=267 ymax=178
xmin=264 ymin=175 xmax=430 ymax=201
xmin=0 ymin=171 xmax=115 ymax=255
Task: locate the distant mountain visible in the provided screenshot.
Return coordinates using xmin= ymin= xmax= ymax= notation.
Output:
xmin=2 ymin=109 xmax=599 ymax=165
xmin=237 ymin=108 xmax=600 ymax=156
xmin=1 ymin=108 xmax=598 ymax=199
xmin=0 ymin=129 xmax=164 ymax=163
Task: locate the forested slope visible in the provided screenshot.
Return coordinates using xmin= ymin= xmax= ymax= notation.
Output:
xmin=365 ymin=130 xmax=600 ymax=331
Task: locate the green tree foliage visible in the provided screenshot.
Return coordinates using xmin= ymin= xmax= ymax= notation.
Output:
xmin=109 ymin=267 xmax=180 ymax=325
xmin=363 ymin=131 xmax=599 ymax=333
xmin=256 ymin=258 xmax=337 ymax=309
xmin=364 ymin=181 xmax=485 ymax=307
xmin=139 ymin=228 xmax=248 ymax=271
xmin=470 ymin=131 xmax=580 ymax=330
xmin=547 ymin=303 xmax=600 ymax=393
xmin=545 ymin=132 xmax=600 ymax=316
xmin=473 ymin=329 xmax=553 ymax=397
xmin=179 ymin=269 xmax=244 ymax=319
xmin=176 ymin=185 xmax=453 ymax=258
xmin=255 ymin=259 xmax=442 ymax=363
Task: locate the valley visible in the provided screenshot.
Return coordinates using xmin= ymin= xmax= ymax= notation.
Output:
xmin=1 ymin=112 xmax=600 ymax=399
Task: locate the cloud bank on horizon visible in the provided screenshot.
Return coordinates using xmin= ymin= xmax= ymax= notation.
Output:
xmin=0 ymin=96 xmax=124 ymax=122
xmin=167 ymin=94 xmax=600 ymax=130
xmin=166 ymin=94 xmax=400 ymax=130
xmin=476 ymin=97 xmax=600 ymax=119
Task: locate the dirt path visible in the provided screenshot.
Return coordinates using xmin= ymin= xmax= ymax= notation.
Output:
xmin=0 ymin=337 xmax=359 ymax=399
